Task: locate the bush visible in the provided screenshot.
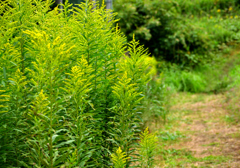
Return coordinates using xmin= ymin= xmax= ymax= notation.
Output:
xmin=114 ymin=0 xmax=177 ymax=58
xmin=0 ymin=0 xmax=153 ymax=167
xmin=113 ymin=0 xmax=240 ymax=67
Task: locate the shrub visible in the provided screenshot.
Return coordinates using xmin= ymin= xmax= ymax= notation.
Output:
xmin=113 ymin=0 xmax=177 ymax=58
xmin=113 ymin=0 xmax=240 ymax=67
xmin=0 ymin=0 xmax=152 ymax=167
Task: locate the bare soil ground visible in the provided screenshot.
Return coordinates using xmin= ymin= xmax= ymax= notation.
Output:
xmin=156 ymin=93 xmax=240 ymax=167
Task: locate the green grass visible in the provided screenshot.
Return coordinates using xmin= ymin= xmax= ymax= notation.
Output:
xmin=163 ymin=68 xmax=207 ymax=93
xmin=158 ymin=131 xmax=185 ymax=142
xmin=202 ymin=142 xmax=221 ymax=147
xmin=158 ymin=148 xmax=230 ymax=167
xmin=224 ymin=114 xmax=237 ymax=123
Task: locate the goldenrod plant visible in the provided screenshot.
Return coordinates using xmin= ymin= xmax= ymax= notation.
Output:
xmin=0 ymin=0 xmax=152 ymax=167
xmin=111 ymin=36 xmax=153 ymax=167
xmin=111 ymin=147 xmax=130 ymax=168
xmin=138 ymin=127 xmax=158 ymax=168
xmin=111 ymin=128 xmax=158 ymax=168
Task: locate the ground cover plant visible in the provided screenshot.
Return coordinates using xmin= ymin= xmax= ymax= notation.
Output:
xmin=0 ymin=0 xmax=158 ymax=167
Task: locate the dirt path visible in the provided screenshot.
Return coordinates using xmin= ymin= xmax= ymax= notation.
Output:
xmin=154 ymin=93 xmax=240 ymax=167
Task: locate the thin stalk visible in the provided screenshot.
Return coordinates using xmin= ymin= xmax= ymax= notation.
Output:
xmin=49 ymin=60 xmax=54 ymax=168
xmin=14 ymin=84 xmax=21 ymax=167
xmin=95 ymin=55 xmax=97 ymax=91
xmin=103 ymin=55 xmax=109 ymax=164
xmin=20 ymin=38 xmax=24 ymax=74
xmin=76 ymin=99 xmax=79 ymax=164
xmin=14 ymin=119 xmax=19 ymax=167
xmin=104 ymin=56 xmax=108 ymax=112
xmin=87 ymin=43 xmax=90 ymax=65
xmin=19 ymin=32 xmax=28 ymax=119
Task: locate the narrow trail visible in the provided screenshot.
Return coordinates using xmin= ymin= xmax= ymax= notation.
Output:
xmin=151 ymin=46 xmax=240 ymax=167
xmin=154 ymin=93 xmax=240 ymax=167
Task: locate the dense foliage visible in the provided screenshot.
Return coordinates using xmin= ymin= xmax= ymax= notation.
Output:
xmin=114 ymin=0 xmax=240 ymax=66
xmin=0 ymin=0 xmax=157 ymax=167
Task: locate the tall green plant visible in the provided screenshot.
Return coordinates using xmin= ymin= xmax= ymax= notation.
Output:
xmin=138 ymin=127 xmax=158 ymax=168
xmin=0 ymin=0 xmax=153 ymax=167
